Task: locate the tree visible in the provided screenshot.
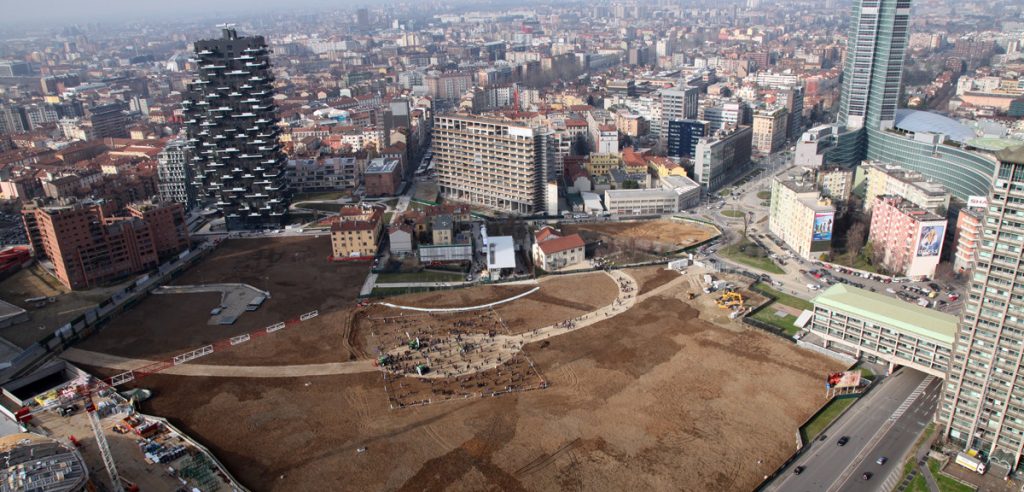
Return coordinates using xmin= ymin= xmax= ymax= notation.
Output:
xmin=847 ymin=222 xmax=867 ymax=265
xmin=622 ymin=179 xmax=640 ymax=189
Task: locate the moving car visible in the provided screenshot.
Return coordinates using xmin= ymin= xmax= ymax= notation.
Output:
xmin=862 ymin=472 xmax=873 ymax=480
xmin=793 ymin=465 xmax=805 ymax=475
xmin=837 ymin=436 xmax=849 ymax=446
xmin=876 ymin=456 xmax=887 ymax=465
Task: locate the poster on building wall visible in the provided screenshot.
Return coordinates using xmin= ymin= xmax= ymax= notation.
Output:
xmin=916 ymin=224 xmax=945 ymax=258
xmin=812 ymin=213 xmax=834 ymax=242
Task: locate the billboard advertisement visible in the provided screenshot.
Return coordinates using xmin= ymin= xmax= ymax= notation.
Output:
xmin=826 ymin=371 xmax=862 ymax=389
xmin=812 ymin=213 xmax=834 ymax=242
xmin=967 ymin=196 xmax=988 ymax=209
xmin=916 ymin=224 xmax=945 ymax=258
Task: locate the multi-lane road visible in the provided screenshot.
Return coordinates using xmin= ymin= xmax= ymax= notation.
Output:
xmin=768 ymin=369 xmax=941 ymax=492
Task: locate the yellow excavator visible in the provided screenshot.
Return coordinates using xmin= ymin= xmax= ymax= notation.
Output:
xmin=715 ymin=290 xmax=744 ymax=310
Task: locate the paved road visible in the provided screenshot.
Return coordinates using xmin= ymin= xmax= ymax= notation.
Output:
xmin=768 ymin=369 xmax=938 ymax=492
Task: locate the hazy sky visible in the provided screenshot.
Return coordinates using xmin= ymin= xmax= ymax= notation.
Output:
xmin=1 ymin=0 xmax=356 ymax=26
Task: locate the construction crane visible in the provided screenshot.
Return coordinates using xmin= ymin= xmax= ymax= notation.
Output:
xmin=78 ymin=384 xmax=125 ymax=492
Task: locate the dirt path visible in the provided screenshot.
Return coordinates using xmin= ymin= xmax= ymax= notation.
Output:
xmin=64 ymin=270 xmax=639 ymax=380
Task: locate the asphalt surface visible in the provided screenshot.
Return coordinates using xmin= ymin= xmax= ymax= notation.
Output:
xmin=768 ymin=369 xmax=939 ymax=492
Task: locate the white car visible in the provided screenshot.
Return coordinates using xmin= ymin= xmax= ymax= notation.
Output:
xmin=807 ymin=283 xmax=820 ymax=291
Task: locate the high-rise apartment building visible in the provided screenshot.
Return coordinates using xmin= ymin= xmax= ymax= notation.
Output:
xmin=183 ymin=27 xmax=288 ymax=230
xmin=157 ymin=139 xmax=197 ymax=211
xmin=942 ymin=147 xmax=1024 ymax=471
xmin=434 ymin=114 xmax=549 ymax=214
xmin=837 ymin=0 xmax=911 ymax=131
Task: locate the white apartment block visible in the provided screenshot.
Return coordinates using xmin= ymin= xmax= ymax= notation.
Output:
xmin=434 ymin=114 xmax=548 ymax=214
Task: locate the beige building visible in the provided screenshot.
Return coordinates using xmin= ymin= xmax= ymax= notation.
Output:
xmin=768 ymin=167 xmax=835 ymax=260
xmin=862 ymin=161 xmax=951 ymax=214
xmin=434 ymin=114 xmax=550 ymax=214
xmin=752 ymin=106 xmax=788 ymax=154
xmin=816 ymin=168 xmax=854 ymax=201
xmin=330 ymin=206 xmax=384 ymax=259
xmin=532 ymin=227 xmax=586 ymax=271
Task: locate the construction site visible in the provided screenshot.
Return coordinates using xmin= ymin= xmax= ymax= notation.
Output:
xmin=562 ymin=218 xmax=719 ymax=265
xmin=27 ymin=234 xmax=841 ymax=491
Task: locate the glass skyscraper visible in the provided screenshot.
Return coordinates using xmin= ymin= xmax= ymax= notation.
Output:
xmin=942 ymin=147 xmax=1024 ymax=472
xmin=823 ymin=0 xmax=999 ymax=201
xmin=837 ymin=0 xmax=911 ymax=131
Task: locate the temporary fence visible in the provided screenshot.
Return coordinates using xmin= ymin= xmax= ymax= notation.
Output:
xmin=106 ymin=309 xmax=320 ymax=387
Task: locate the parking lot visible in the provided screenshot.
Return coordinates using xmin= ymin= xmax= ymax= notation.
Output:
xmin=798 ymin=265 xmax=963 ymax=314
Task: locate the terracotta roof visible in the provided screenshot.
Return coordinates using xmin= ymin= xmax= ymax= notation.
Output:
xmin=537 ymin=233 xmax=585 ymax=255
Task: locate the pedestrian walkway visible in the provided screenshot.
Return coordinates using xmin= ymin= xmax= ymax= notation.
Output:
xmin=63 ymin=271 xmax=641 ymax=379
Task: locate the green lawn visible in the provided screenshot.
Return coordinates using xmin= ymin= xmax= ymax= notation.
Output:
xmin=718 ymin=187 xmax=733 ymax=197
xmin=721 ymin=209 xmax=745 ymax=218
xmin=757 ymin=191 xmax=771 ymax=200
xmin=750 ymin=282 xmax=814 ymax=311
xmin=829 ymin=254 xmax=882 ymax=274
xmin=376 ymin=271 xmax=464 ymax=283
xmin=802 ymin=396 xmax=857 ymax=441
xmin=293 ymin=191 xmax=349 ymax=202
xmin=750 ymin=308 xmax=800 ymax=336
xmin=719 ymin=241 xmax=785 ymax=274
xmin=907 ymin=474 xmax=930 ymax=492
xmin=856 ymin=365 xmax=875 ymax=379
xmin=929 ymin=459 xmax=976 ymax=492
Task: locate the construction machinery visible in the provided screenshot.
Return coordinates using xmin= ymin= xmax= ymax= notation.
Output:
xmin=715 ymin=290 xmax=744 ymax=310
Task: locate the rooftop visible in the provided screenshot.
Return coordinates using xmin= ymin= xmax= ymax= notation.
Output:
xmin=364 ymin=157 xmax=400 ymax=174
xmin=894 ymin=109 xmax=976 ymax=144
xmin=813 ymin=284 xmax=956 ymax=346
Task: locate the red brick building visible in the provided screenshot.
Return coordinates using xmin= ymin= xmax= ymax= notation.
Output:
xmin=363 ymin=157 xmax=402 ymax=197
xmin=22 ymin=198 xmax=190 ymax=290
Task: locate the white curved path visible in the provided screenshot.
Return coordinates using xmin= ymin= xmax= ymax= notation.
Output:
xmin=62 ymin=269 xmax=640 ymax=379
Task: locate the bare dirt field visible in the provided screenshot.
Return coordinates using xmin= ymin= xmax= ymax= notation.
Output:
xmin=380 ymin=284 xmax=534 ymax=309
xmin=628 ymin=265 xmax=684 ymax=295
xmin=130 ymin=284 xmax=840 ymax=492
xmin=493 ymin=272 xmax=618 ymax=333
xmin=562 ymin=219 xmax=718 ymax=265
xmin=75 ymin=236 xmax=368 ymax=364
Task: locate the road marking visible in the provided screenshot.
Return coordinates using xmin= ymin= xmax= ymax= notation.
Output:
xmin=827 ymin=376 xmax=935 ymax=492
xmin=891 ymin=376 xmax=934 ymax=421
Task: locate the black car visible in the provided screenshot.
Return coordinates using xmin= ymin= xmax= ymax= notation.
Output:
xmin=837 ymin=436 xmax=850 ymax=446
xmin=793 ymin=465 xmax=805 ymax=475
xmin=862 ymin=472 xmax=873 ymax=480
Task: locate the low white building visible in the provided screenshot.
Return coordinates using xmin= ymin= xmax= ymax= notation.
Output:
xmin=388 ymin=225 xmax=414 ymax=255
xmin=604 ymin=187 xmax=693 ymax=216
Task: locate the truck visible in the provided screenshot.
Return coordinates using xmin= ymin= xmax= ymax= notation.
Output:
xmin=955 ymin=452 xmax=987 ymax=474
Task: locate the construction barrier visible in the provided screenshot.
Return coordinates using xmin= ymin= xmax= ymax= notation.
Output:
xmin=105 ymin=309 xmax=323 ymax=387
xmin=173 ymin=345 xmax=214 ymax=365
xmin=229 ymin=334 xmax=251 ymax=346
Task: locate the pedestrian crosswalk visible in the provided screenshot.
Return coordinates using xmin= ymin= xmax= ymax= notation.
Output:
xmin=891 ymin=375 xmax=935 ymax=421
